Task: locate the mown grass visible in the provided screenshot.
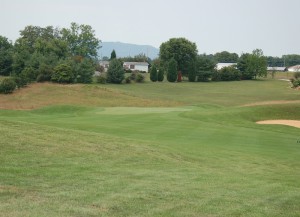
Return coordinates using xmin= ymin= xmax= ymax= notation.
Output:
xmin=0 ymin=79 xmax=300 ymax=216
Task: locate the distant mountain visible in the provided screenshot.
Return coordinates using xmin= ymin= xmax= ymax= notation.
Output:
xmin=98 ymin=42 xmax=159 ymax=60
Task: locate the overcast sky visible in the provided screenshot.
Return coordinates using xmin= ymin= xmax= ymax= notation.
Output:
xmin=1 ymin=0 xmax=299 ymax=57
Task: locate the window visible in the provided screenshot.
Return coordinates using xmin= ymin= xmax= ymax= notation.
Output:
xmin=130 ymin=65 xmax=135 ymax=69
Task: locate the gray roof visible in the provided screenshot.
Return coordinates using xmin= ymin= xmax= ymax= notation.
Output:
xmin=123 ymin=62 xmax=149 ymax=66
xmin=267 ymin=67 xmax=286 ymax=71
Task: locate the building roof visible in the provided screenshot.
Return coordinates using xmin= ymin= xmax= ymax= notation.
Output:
xmin=216 ymin=63 xmax=236 ymax=70
xmin=267 ymin=67 xmax=286 ymax=71
xmin=123 ymin=62 xmax=149 ymax=66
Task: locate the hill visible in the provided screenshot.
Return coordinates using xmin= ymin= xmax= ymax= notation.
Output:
xmin=98 ymin=42 xmax=159 ymax=59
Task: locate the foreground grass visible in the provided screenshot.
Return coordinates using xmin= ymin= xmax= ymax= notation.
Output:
xmin=0 ymin=79 xmax=300 ymax=216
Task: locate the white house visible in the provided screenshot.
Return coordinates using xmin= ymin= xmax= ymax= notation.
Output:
xmin=267 ymin=67 xmax=286 ymax=71
xmin=288 ymin=65 xmax=300 ymax=72
xmin=99 ymin=60 xmax=110 ymax=72
xmin=216 ymin=63 xmax=237 ymax=70
xmin=123 ymin=62 xmax=149 ymax=72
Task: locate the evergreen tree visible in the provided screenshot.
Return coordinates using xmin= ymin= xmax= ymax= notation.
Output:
xmin=106 ymin=59 xmax=124 ymax=84
xmin=157 ymin=68 xmax=164 ymax=82
xmin=150 ymin=65 xmax=158 ymax=82
xmin=110 ymin=49 xmax=116 ymax=59
xmin=167 ymin=58 xmax=178 ymax=82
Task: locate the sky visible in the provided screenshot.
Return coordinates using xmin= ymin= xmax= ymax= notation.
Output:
xmin=1 ymin=0 xmax=300 ymax=57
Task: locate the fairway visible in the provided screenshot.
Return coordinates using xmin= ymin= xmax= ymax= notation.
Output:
xmin=0 ymin=79 xmax=300 ymax=217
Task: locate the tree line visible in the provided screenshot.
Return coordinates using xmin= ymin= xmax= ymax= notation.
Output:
xmin=0 ymin=23 xmax=100 ymax=93
xmin=153 ymin=38 xmax=268 ymax=83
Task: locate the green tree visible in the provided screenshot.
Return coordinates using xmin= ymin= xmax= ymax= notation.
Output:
xmin=159 ymin=38 xmax=197 ymax=76
xmin=157 ymin=68 xmax=164 ymax=82
xmin=238 ymin=49 xmax=267 ymax=79
xmin=75 ymin=59 xmax=95 ymax=83
xmin=0 ymin=36 xmax=13 ymax=76
xmin=196 ymin=55 xmax=216 ymax=81
xmin=110 ymin=49 xmax=116 ymax=60
xmin=214 ymin=51 xmax=239 ymax=63
xmin=52 ymin=63 xmax=74 ymax=83
xmin=150 ymin=65 xmax=158 ymax=82
xmin=167 ymin=58 xmax=178 ymax=82
xmin=61 ymin=22 xmax=100 ymax=58
xmin=188 ymin=60 xmax=196 ymax=82
xmin=106 ymin=59 xmax=124 ymax=84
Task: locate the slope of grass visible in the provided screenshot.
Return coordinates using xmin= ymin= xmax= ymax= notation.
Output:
xmin=0 ymin=79 xmax=300 ymax=216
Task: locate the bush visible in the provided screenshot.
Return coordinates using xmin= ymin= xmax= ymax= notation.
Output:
xmin=135 ymin=73 xmax=145 ymax=83
xmin=0 ymin=77 xmax=16 ymax=94
xmin=197 ymin=71 xmax=212 ymax=82
xmin=125 ymin=76 xmax=131 ymax=84
xmin=37 ymin=64 xmax=53 ymax=82
xmin=294 ymin=72 xmax=300 ymax=79
xmin=14 ymin=74 xmax=29 ymax=88
xmin=96 ymin=74 xmax=107 ymax=84
xmin=51 ymin=64 xmax=74 ymax=83
xmin=21 ymin=66 xmax=38 ymax=81
xmin=212 ymin=66 xmax=241 ymax=81
xmin=106 ymin=59 xmax=124 ymax=84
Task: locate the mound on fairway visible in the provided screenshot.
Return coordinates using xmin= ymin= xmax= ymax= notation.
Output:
xmin=257 ymin=120 xmax=300 ymax=128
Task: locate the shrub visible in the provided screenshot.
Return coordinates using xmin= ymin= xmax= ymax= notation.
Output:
xmin=125 ymin=69 xmax=132 ymax=74
xmin=211 ymin=71 xmax=222 ymax=81
xmin=294 ymin=72 xmax=300 ymax=79
xmin=0 ymin=77 xmax=16 ymax=94
xmin=125 ymin=76 xmax=131 ymax=84
xmin=129 ymin=71 xmax=138 ymax=81
xmin=106 ymin=59 xmax=124 ymax=84
xmin=135 ymin=73 xmax=145 ymax=83
xmin=14 ymin=74 xmax=29 ymax=88
xmin=51 ymin=64 xmax=74 ymax=83
xmin=157 ymin=68 xmax=164 ymax=82
xmin=21 ymin=66 xmax=38 ymax=81
xmin=96 ymin=74 xmax=107 ymax=84
xmin=197 ymin=71 xmax=212 ymax=82
xmin=212 ymin=66 xmax=241 ymax=81
xmin=150 ymin=65 xmax=158 ymax=82
xmin=37 ymin=64 xmax=53 ymax=82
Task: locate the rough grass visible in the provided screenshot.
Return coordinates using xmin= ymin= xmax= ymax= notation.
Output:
xmin=0 ymin=79 xmax=300 ymax=216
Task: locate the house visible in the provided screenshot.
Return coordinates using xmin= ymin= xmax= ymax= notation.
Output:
xmin=99 ymin=60 xmax=110 ymax=72
xmin=216 ymin=63 xmax=237 ymax=70
xmin=287 ymin=65 xmax=300 ymax=72
xmin=123 ymin=62 xmax=149 ymax=72
xmin=267 ymin=67 xmax=287 ymax=71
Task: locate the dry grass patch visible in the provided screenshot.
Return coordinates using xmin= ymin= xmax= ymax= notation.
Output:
xmin=0 ymin=83 xmax=182 ymax=110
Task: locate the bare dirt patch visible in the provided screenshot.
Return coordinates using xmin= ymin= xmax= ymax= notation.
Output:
xmin=257 ymin=120 xmax=300 ymax=128
xmin=242 ymin=100 xmax=300 ymax=107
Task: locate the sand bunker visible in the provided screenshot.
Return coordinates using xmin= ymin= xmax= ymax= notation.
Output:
xmin=257 ymin=120 xmax=300 ymax=128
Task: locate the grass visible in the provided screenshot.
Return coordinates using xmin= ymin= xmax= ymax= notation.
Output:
xmin=0 ymin=78 xmax=300 ymax=216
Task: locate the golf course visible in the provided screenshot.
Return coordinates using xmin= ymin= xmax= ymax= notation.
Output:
xmin=0 ymin=78 xmax=299 ymax=217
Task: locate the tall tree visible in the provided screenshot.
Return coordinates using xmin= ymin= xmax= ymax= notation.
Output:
xmin=106 ymin=59 xmax=124 ymax=84
xmin=159 ymin=38 xmax=198 ymax=76
xmin=61 ymin=22 xmax=100 ymax=58
xmin=214 ymin=51 xmax=239 ymax=63
xmin=0 ymin=36 xmax=13 ymax=76
xmin=110 ymin=49 xmax=116 ymax=59
xmin=150 ymin=65 xmax=158 ymax=82
xmin=237 ymin=49 xmax=267 ymax=79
